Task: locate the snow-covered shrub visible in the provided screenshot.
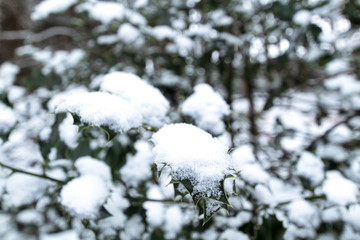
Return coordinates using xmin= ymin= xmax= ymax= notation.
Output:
xmin=1 ymin=0 xmax=360 ymax=239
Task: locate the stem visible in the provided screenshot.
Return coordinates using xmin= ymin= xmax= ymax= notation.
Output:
xmin=0 ymin=161 xmax=66 ymax=184
xmin=305 ymin=110 xmax=360 ymax=151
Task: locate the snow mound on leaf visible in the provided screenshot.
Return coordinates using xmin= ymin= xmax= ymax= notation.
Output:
xmin=100 ymin=71 xmax=169 ymax=128
xmin=152 ymin=123 xmax=231 ymax=198
xmin=60 ymin=175 xmax=109 ymax=219
xmin=54 ymin=91 xmax=142 ymax=132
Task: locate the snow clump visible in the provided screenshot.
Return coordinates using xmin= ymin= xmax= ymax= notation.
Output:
xmin=60 ymin=175 xmax=109 ymax=219
xmin=152 ymin=123 xmax=232 ymax=199
xmin=100 ymin=71 xmax=169 ymax=128
xmin=181 ymin=83 xmax=230 ymax=135
xmin=31 ymin=0 xmax=77 ymax=21
xmin=54 ymin=91 xmax=143 ymax=133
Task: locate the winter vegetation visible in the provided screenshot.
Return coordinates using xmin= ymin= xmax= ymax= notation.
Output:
xmin=1 ymin=0 xmax=360 ymax=239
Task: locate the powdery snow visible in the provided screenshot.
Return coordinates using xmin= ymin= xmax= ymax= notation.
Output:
xmin=120 ymin=141 xmax=153 ymax=187
xmin=286 ymin=199 xmax=320 ymax=228
xmin=4 ymin=173 xmax=49 ymax=208
xmin=0 ymin=102 xmax=17 ymax=134
xmin=75 ymin=156 xmax=111 ymax=181
xmin=322 ymin=171 xmax=358 ymax=206
xmin=60 ymin=175 xmax=109 ymax=219
xmin=117 ymin=23 xmax=141 ymax=44
xmin=100 ymin=71 xmax=169 ymax=128
xmin=181 ymin=83 xmax=230 ymax=135
xmin=293 ymin=10 xmax=312 ymax=26
xmin=31 ymin=0 xmax=77 ymax=21
xmin=59 ymin=113 xmax=79 ymax=149
xmin=152 ymin=123 xmax=232 ymax=199
xmin=54 ymin=91 xmax=143 ymax=133
xmin=40 ymin=230 xmax=79 ymax=240
xmin=77 ymin=1 xmax=125 ymax=25
xmin=295 ymin=151 xmax=324 ymax=186
xmin=0 ymin=62 xmax=19 ymax=92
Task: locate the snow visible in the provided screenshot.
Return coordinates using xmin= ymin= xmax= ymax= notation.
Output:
xmin=181 ymin=83 xmax=230 ymax=135
xmin=40 ymin=230 xmax=79 ymax=240
xmin=54 ymin=91 xmax=143 ymax=133
xmin=0 ymin=62 xmax=19 ymax=92
xmin=120 ymin=215 xmax=145 ymax=240
xmin=144 ymin=186 xmax=165 ymax=227
xmin=150 ymin=25 xmax=176 ymax=40
xmin=164 ymin=205 xmax=183 ymax=239
xmin=152 ymin=123 xmax=232 ymax=199
xmin=343 ymin=204 xmax=360 ymax=231
xmin=209 ymin=9 xmax=233 ymax=26
xmin=117 ymin=23 xmax=141 ymax=44
xmin=77 ymin=1 xmax=125 ymax=25
xmin=32 ymin=49 xmax=85 ymax=75
xmin=0 ymin=102 xmax=17 ymax=134
xmin=60 ymin=175 xmax=109 ymax=219
xmin=75 ymin=156 xmax=111 ymax=181
xmin=325 ymin=74 xmax=360 ymax=95
xmin=120 ymin=141 xmax=153 ymax=187
xmin=4 ymin=173 xmax=49 ymax=208
xmin=100 ymin=71 xmax=169 ymax=128
xmin=286 ymin=199 xmax=320 ymax=228
xmin=219 ymin=229 xmax=250 ymax=240
xmin=326 ymin=59 xmax=349 ymax=75
xmin=293 ymin=10 xmax=312 ymax=26
xmin=16 ymin=209 xmax=44 ymax=226
xmin=322 ymin=171 xmax=358 ymax=206
xmin=59 ymin=113 xmax=79 ymax=149
xmin=31 ymin=0 xmax=77 ymax=21
xmin=295 ymin=151 xmax=324 ymax=186
xmin=318 ymin=144 xmax=348 ymax=162
xmin=238 ymin=163 xmax=270 ymax=185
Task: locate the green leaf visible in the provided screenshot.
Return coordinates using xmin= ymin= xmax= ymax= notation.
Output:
xmin=69 ymin=112 xmax=118 ymax=142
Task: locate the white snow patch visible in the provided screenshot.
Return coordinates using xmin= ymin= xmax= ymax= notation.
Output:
xmin=0 ymin=103 xmax=17 ymax=133
xmin=31 ymin=0 xmax=77 ymax=20
xmin=40 ymin=230 xmax=79 ymax=240
xmin=164 ymin=205 xmax=183 ymax=239
xmin=117 ymin=23 xmax=141 ymax=44
xmin=181 ymin=83 xmax=230 ymax=135
xmin=60 ymin=175 xmax=109 ymax=219
xmin=4 ymin=173 xmax=49 ymax=208
xmin=325 ymin=74 xmax=360 ymax=95
xmin=219 ymin=229 xmax=249 ymax=240
xmin=59 ymin=113 xmax=79 ymax=149
xmin=100 ymin=71 xmax=169 ymax=128
xmin=152 ymin=123 xmax=231 ymax=199
xmin=322 ymin=171 xmax=358 ymax=206
xmin=296 ymin=151 xmax=324 ymax=186
xmin=150 ymin=25 xmax=176 ymax=40
xmin=75 ymin=156 xmax=111 ymax=181
xmin=0 ymin=62 xmax=19 ymax=92
xmin=54 ymin=91 xmax=143 ymax=132
xmin=293 ymin=10 xmax=312 ymax=26
xmin=77 ymin=1 xmax=125 ymax=25
xmin=120 ymin=141 xmax=153 ymax=187
xmin=287 ymin=199 xmax=320 ymax=228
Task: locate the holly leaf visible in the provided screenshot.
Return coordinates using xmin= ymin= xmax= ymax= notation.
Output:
xmin=67 ymin=112 xmax=118 ymax=142
xmin=168 ymin=174 xmax=233 ymax=224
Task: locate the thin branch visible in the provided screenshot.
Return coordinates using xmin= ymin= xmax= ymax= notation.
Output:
xmin=0 ymin=26 xmax=77 ymax=42
xmin=0 ymin=161 xmax=66 ymax=184
xmin=305 ymin=110 xmax=360 ymax=151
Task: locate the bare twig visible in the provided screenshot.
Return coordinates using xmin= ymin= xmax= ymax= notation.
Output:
xmin=0 ymin=26 xmax=77 ymax=42
xmin=305 ymin=110 xmax=360 ymax=151
xmin=0 ymin=161 xmax=66 ymax=184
